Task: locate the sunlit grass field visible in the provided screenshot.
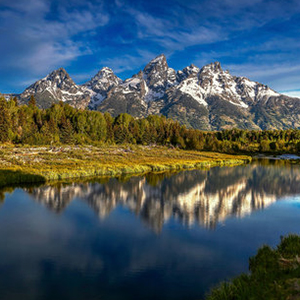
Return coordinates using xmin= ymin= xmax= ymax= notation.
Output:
xmin=0 ymin=144 xmax=251 ymax=186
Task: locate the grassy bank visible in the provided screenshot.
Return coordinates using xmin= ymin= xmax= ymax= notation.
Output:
xmin=205 ymin=234 xmax=300 ymax=300
xmin=0 ymin=144 xmax=251 ymax=186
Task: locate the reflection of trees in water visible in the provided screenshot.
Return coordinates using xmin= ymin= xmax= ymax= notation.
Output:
xmin=4 ymin=160 xmax=300 ymax=231
xmin=0 ymin=192 xmax=5 ymax=205
xmin=0 ymin=186 xmax=17 ymax=206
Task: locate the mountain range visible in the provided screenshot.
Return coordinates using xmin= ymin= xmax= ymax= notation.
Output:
xmin=8 ymin=54 xmax=300 ymax=130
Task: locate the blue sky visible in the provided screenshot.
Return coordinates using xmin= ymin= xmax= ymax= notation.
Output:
xmin=0 ymin=0 xmax=300 ymax=97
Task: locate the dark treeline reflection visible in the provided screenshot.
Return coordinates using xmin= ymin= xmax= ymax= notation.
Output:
xmin=8 ymin=160 xmax=300 ymax=231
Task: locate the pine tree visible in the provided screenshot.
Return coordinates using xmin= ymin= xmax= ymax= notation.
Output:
xmin=28 ymin=95 xmax=36 ymax=107
xmin=13 ymin=96 xmax=18 ymax=107
xmin=60 ymin=118 xmax=75 ymax=144
xmin=0 ymin=97 xmax=11 ymax=143
xmin=104 ymin=112 xmax=114 ymax=143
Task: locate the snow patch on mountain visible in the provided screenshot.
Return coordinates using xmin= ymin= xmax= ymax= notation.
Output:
xmin=19 ymin=68 xmax=91 ymax=108
xmin=198 ymin=62 xmax=251 ymax=108
xmin=121 ymin=78 xmax=142 ymax=90
xmin=179 ymin=78 xmax=207 ymax=106
xmin=178 ymin=64 xmax=201 ymax=82
xmin=167 ymin=68 xmax=178 ymax=87
xmin=257 ymin=86 xmax=280 ymax=99
xmin=145 ymin=89 xmax=164 ymax=102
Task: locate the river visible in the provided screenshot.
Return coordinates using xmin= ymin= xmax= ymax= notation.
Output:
xmin=0 ymin=159 xmax=299 ymax=300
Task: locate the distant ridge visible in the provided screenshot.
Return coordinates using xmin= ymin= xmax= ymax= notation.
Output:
xmin=7 ymin=54 xmax=300 ymax=130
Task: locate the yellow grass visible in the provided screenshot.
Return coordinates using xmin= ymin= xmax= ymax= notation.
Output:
xmin=0 ymin=144 xmax=251 ymax=186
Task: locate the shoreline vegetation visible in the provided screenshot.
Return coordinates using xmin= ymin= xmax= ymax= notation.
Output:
xmin=0 ymin=145 xmax=251 ymax=187
xmin=205 ymin=234 xmax=300 ymax=300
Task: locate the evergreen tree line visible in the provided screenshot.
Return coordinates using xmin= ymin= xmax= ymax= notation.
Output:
xmin=0 ymin=96 xmax=300 ymax=154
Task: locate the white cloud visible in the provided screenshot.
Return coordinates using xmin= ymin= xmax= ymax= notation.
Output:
xmin=0 ymin=0 xmax=109 ymax=75
xmin=130 ymin=9 xmax=224 ymax=51
xmin=227 ymin=63 xmax=300 ymax=79
xmin=26 ymin=42 xmax=91 ymax=73
xmin=224 ymin=63 xmax=300 ymax=91
xmin=59 ymin=7 xmax=109 ymax=35
xmin=281 ymin=91 xmax=300 ymax=99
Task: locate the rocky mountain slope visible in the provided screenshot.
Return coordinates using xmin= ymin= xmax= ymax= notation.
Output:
xmin=19 ymin=68 xmax=91 ymax=109
xmin=15 ymin=54 xmax=300 ymax=130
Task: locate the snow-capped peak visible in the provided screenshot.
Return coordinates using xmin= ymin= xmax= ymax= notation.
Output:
xmin=38 ymin=68 xmax=72 ymax=86
xmin=84 ymin=67 xmax=121 ymax=91
xmin=100 ymin=66 xmax=114 ymax=73
xmin=201 ymin=61 xmax=222 ymax=73
xmin=177 ymin=64 xmax=200 ymax=81
xmin=141 ymin=54 xmax=170 ymax=99
xmin=143 ymin=54 xmax=168 ymax=76
xmin=184 ymin=64 xmax=200 ymax=75
xmin=148 ymin=53 xmax=166 ymax=64
xmin=82 ymin=67 xmax=122 ymax=109
xmin=49 ymin=67 xmax=68 ymax=75
xmin=94 ymin=67 xmax=116 ymax=78
xmin=197 ymin=62 xmax=250 ymax=108
xmin=25 ymin=67 xmax=76 ymax=93
xmin=19 ymin=67 xmax=90 ymax=108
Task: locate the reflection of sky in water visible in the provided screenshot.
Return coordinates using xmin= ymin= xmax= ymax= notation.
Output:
xmin=0 ymin=161 xmax=300 ymax=300
xmin=280 ymin=196 xmax=300 ymax=206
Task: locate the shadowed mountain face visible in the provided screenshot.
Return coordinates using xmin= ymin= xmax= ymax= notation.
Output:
xmin=13 ymin=54 xmax=300 ymax=130
xmin=22 ymin=160 xmax=300 ymax=232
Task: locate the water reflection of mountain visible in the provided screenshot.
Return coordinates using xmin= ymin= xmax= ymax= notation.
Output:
xmin=25 ymin=161 xmax=300 ymax=231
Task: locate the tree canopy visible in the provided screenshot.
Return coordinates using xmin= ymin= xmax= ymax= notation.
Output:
xmin=0 ymin=95 xmax=300 ymax=154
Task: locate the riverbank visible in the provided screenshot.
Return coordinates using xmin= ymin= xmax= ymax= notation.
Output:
xmin=0 ymin=145 xmax=251 ymax=187
xmin=253 ymin=153 xmax=300 ymax=160
xmin=205 ymin=234 xmax=300 ymax=300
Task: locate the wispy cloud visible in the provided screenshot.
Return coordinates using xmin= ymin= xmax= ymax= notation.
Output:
xmin=225 ymin=63 xmax=300 ymax=91
xmin=0 ymin=0 xmax=109 ymax=77
xmin=127 ymin=9 xmax=225 ymax=52
xmin=1 ymin=0 xmax=300 ymax=93
xmin=21 ymin=41 xmax=92 ymax=74
xmin=115 ymin=0 xmax=300 ymax=82
xmin=281 ymin=90 xmax=300 ymax=99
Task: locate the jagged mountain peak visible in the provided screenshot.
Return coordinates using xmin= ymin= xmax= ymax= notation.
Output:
xmin=143 ymin=54 xmax=168 ymax=75
xmin=84 ymin=67 xmax=121 ymax=89
xmin=26 ymin=67 xmax=75 ymax=91
xmin=48 ymin=67 xmax=67 ymax=75
xmin=180 ymin=64 xmax=200 ymax=78
xmin=148 ymin=53 xmax=166 ymax=64
xmin=200 ymin=61 xmax=223 ymax=74
xmin=83 ymin=67 xmax=122 ymax=109
xmin=51 ymin=67 xmax=67 ymax=74
xmin=45 ymin=67 xmax=71 ymax=81
xmin=141 ymin=54 xmax=172 ymax=97
xmin=19 ymin=67 xmax=89 ymax=109
xmin=94 ymin=67 xmax=115 ymax=77
xmin=26 ymin=67 xmax=78 ymax=95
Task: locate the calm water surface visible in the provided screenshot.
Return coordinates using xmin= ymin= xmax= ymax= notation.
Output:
xmin=0 ymin=160 xmax=300 ymax=300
